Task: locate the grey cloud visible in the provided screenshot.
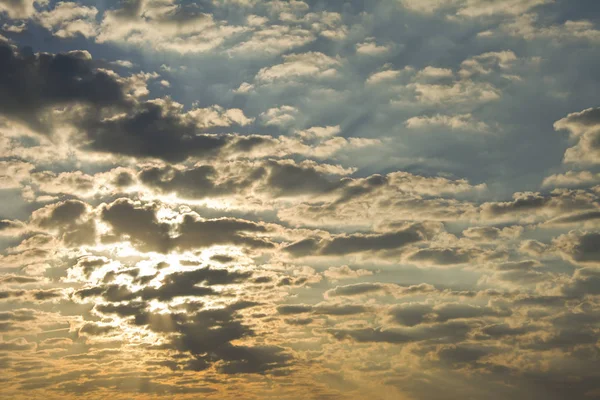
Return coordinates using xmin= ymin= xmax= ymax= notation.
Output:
xmin=138 ymin=164 xmax=257 ymax=199
xmin=0 ymin=309 xmax=35 ymax=322
xmin=265 ymin=160 xmax=341 ymax=196
xmin=0 ymin=275 xmax=38 ymax=284
xmin=101 ymin=198 xmax=171 ymax=253
xmin=79 ymin=323 xmax=115 ymax=336
xmin=479 ymin=323 xmax=537 ymax=338
xmin=328 ymin=320 xmax=475 ymax=344
xmin=480 ymin=189 xmax=599 ymax=222
xmin=389 ymin=302 xmax=509 ymax=326
xmin=389 ymin=303 xmax=434 ymax=326
xmin=325 ymin=283 xmax=388 ymax=297
xmin=0 ymin=43 xmax=264 ymax=162
xmin=175 ymin=213 xmax=273 ymax=251
xmin=277 ymin=303 xmax=368 ymax=316
xmin=562 ymin=268 xmax=600 ymax=297
xmin=320 ymin=227 xmax=424 ymax=256
xmin=140 ymin=267 xmax=250 ymax=301
xmin=78 ymin=266 xmax=250 ymax=302
xmin=548 ymin=210 xmax=600 ymax=225
xmin=102 ymin=198 xmax=275 ymax=253
xmin=33 ymin=200 xmax=96 ymax=246
xmin=277 ymin=304 xmax=313 ymax=315
xmin=0 ymin=41 xmax=125 ymax=132
xmin=32 ymin=289 xmax=63 ymax=301
xmin=407 ymin=247 xmax=482 ymax=266
xmin=554 ymin=231 xmax=600 ymax=265
xmin=481 ymin=192 xmax=549 ymax=217
xmin=81 ymin=100 xmax=231 ymax=162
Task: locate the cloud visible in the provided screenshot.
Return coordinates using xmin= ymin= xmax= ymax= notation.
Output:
xmin=356 ymin=38 xmax=392 ymax=56
xmin=554 ymin=107 xmax=600 ymax=165
xmin=35 ymin=1 xmax=98 ymax=38
xmin=284 ymin=223 xmax=431 ymax=258
xmin=277 ymin=303 xmax=368 ymax=316
xmin=0 ymin=0 xmax=47 ymax=19
xmin=253 ymin=52 xmax=340 ymax=86
xmin=101 ymin=198 xmax=273 ymax=253
xmin=0 ymin=41 xmax=126 ymax=132
xmin=399 ymin=0 xmax=551 ymax=18
xmin=480 ymin=189 xmax=599 ymax=222
xmin=0 ymin=160 xmax=34 ymax=189
xmin=543 ymin=170 xmax=600 ymax=188
xmin=405 ymin=114 xmax=490 ymax=132
xmin=553 ymin=231 xmax=600 ymax=265
xmin=31 ymin=199 xmax=96 ymax=246
xmin=462 ymin=225 xmax=522 ymax=241
xmin=323 ymin=265 xmax=373 ymax=281
xmin=324 ymin=282 xmax=437 ymax=298
xmin=328 ymin=320 xmax=474 ymax=344
xmin=494 ymin=13 xmax=600 ymax=43
xmin=96 ymin=1 xmax=245 ymax=54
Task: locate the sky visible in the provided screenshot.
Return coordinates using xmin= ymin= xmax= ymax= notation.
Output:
xmin=0 ymin=0 xmax=600 ymax=399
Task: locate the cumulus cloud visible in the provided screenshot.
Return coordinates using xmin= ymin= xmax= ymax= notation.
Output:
xmin=554 ymin=107 xmax=600 ymax=165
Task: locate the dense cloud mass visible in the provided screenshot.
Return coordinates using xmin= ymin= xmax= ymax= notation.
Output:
xmin=1 ymin=1 xmax=600 ymax=399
